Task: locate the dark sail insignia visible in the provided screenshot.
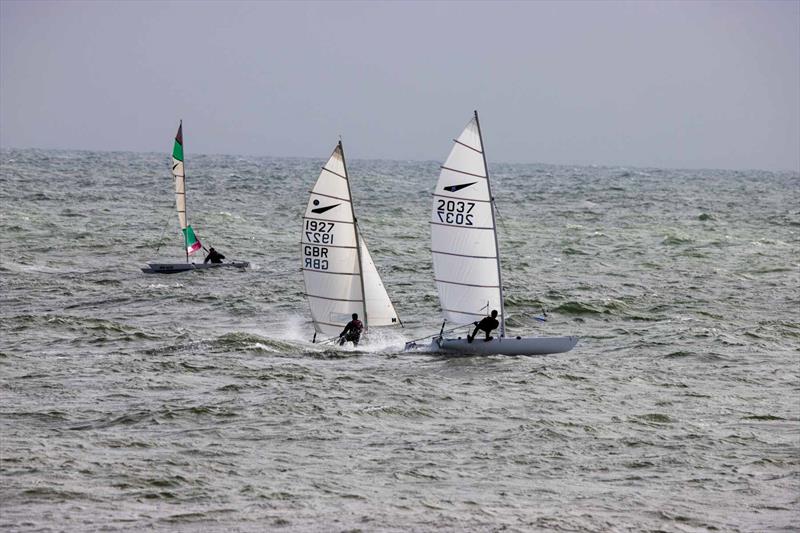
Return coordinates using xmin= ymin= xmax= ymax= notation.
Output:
xmin=444 ymin=182 xmax=476 ymax=193
xmin=311 ymin=200 xmax=340 ymax=214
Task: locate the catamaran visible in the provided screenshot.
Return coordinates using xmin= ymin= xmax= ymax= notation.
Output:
xmin=142 ymin=121 xmax=249 ymax=274
xmin=301 ymin=141 xmax=401 ymax=344
xmin=406 ymin=111 xmax=577 ymax=355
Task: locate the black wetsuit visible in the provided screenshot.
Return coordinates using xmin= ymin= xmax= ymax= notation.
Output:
xmin=338 ymin=319 xmax=364 ymax=346
xmin=204 ymin=249 xmax=225 ymax=264
xmin=469 ymin=315 xmax=499 ymax=342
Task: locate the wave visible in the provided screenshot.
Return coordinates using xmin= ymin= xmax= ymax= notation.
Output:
xmin=553 ymin=301 xmax=607 ymax=315
xmin=145 ymin=329 xmax=410 ymax=359
xmin=213 ymin=332 xmax=298 ymax=353
xmin=662 ymin=233 xmax=695 ymax=245
xmin=2 ymin=313 xmax=159 ymax=340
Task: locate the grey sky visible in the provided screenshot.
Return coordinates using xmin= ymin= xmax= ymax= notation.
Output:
xmin=1 ymin=0 xmax=798 ymax=171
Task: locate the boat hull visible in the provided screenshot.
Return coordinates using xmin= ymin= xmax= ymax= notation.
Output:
xmin=424 ymin=335 xmax=578 ymax=356
xmin=141 ymin=261 xmax=250 ymax=274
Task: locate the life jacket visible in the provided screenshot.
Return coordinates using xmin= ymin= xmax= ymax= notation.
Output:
xmin=346 ymin=319 xmax=363 ymax=334
xmin=479 ymin=316 xmax=499 ymax=330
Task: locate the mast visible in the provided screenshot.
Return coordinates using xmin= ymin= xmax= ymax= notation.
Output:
xmin=338 ymin=140 xmax=369 ymax=329
xmin=474 ymin=110 xmax=505 ymax=337
xmin=181 ymin=120 xmax=188 ymax=263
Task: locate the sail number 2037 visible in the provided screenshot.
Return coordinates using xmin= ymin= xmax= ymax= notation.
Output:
xmin=305 ymin=220 xmax=335 ymax=244
xmin=436 ymin=199 xmax=475 ymax=225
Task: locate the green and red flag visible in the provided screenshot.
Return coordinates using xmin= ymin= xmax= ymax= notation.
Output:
xmin=182 ymin=225 xmax=202 ymax=255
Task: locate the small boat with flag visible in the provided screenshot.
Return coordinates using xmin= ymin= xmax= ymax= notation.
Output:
xmin=142 ymin=122 xmax=249 ymax=274
xmin=404 ymin=111 xmax=577 ymax=356
xmin=301 ymin=140 xmax=402 ymax=345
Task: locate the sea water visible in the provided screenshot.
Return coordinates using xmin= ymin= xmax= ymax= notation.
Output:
xmin=1 ymin=148 xmax=798 ymax=531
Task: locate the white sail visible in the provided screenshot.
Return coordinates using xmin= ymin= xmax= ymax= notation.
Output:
xmin=359 ymin=233 xmax=400 ymax=326
xmin=302 ymin=141 xmax=399 ymax=336
xmin=171 ymin=121 xmax=202 ymax=256
xmin=173 ymin=122 xmax=187 ymax=231
xmin=431 ymin=113 xmax=505 ymax=335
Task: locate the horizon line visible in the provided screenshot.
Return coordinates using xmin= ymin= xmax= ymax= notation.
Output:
xmin=1 ymin=144 xmax=798 ymax=175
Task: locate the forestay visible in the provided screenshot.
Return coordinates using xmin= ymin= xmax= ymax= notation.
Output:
xmin=301 ymin=142 xmax=399 ymax=336
xmin=431 ymin=114 xmax=505 ymax=336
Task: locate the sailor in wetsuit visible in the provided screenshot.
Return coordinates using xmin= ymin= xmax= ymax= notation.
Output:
xmin=468 ymin=309 xmax=499 ymax=343
xmin=338 ymin=313 xmax=364 ymax=346
xmin=204 ymin=247 xmax=225 ymax=264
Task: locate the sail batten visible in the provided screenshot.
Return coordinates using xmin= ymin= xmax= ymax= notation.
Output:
xmin=432 ymin=250 xmax=497 ymax=259
xmin=321 ymin=168 xmax=349 ymax=180
xmin=305 ymin=294 xmax=364 ymax=303
xmin=440 ymin=166 xmax=487 ymax=180
xmin=302 ymin=142 xmax=400 ymax=336
xmin=441 ymin=308 xmax=492 ymax=316
xmin=302 ymin=269 xmax=360 ymax=276
xmin=432 ymin=193 xmax=492 ymax=203
xmin=305 ymin=192 xmax=353 ymax=203
xmin=431 ymin=222 xmax=495 ymax=230
xmin=302 ymin=217 xmax=354 ymax=226
xmin=435 ymin=279 xmax=500 ymax=288
xmin=452 ymin=139 xmax=483 ymax=153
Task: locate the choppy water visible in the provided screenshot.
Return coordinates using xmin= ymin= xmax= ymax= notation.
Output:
xmin=1 ymin=148 xmax=798 ymax=532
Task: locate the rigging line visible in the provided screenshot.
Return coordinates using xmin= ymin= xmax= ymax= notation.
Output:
xmin=492 ymin=195 xmax=507 ymax=233
xmin=153 ymin=205 xmax=175 ymax=256
xmin=403 ymin=322 xmax=475 ymax=344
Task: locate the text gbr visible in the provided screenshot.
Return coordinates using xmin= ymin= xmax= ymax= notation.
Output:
xmin=304 ymin=219 xmax=334 ymax=270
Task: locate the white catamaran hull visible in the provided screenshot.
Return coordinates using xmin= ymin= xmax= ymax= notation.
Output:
xmin=426 ymin=335 xmax=578 ymax=356
xmin=141 ymin=261 xmax=249 ymax=274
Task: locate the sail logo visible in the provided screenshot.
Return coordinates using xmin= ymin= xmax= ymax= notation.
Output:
xmin=311 ymin=199 xmax=340 ymax=214
xmin=443 ymin=182 xmax=476 ymax=193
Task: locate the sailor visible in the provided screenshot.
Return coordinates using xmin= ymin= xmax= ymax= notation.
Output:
xmin=468 ymin=310 xmax=499 ymax=343
xmin=338 ymin=313 xmax=364 ymax=346
xmin=204 ymin=247 xmax=225 ymax=264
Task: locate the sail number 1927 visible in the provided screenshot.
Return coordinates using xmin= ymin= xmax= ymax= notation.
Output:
xmin=437 ymin=199 xmax=475 ymax=225
xmin=305 ymin=220 xmax=335 ymax=245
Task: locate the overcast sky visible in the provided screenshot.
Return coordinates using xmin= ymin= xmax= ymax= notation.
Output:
xmin=1 ymin=0 xmax=798 ymax=171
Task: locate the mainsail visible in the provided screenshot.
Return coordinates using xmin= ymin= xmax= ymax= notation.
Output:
xmin=430 ymin=111 xmax=505 ymax=336
xmin=172 ymin=121 xmax=201 ymax=257
xmin=302 ymin=141 xmax=399 ymax=336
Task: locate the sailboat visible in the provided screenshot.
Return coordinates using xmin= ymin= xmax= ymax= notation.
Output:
xmin=302 ymin=141 xmax=401 ymax=344
xmin=142 ymin=121 xmax=249 ymax=274
xmin=413 ymin=111 xmax=577 ymax=355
